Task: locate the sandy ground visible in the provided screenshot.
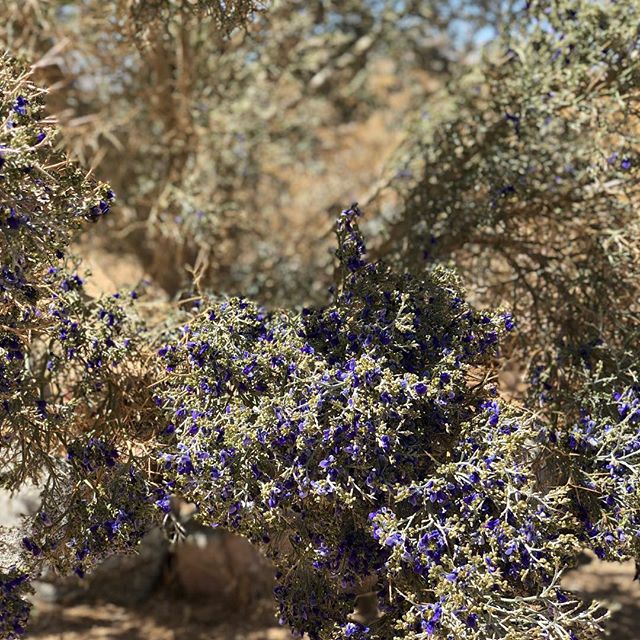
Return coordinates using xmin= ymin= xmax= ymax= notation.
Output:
xmin=27 ymin=595 xmax=291 ymax=640
xmin=562 ymin=556 xmax=640 ymax=638
xmin=24 ymin=556 xmax=640 ymax=640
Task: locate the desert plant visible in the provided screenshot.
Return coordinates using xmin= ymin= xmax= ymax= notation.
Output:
xmin=2 ymin=1 xmax=640 ymax=639
xmin=377 ymin=0 xmax=640 ymax=409
xmin=155 ymin=207 xmax=606 ymax=640
xmin=0 ymin=55 xmax=161 ymax=631
xmin=0 ymin=0 xmax=505 ymax=301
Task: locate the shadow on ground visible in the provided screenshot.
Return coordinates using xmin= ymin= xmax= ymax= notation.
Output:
xmin=562 ymin=555 xmax=640 ymax=639
xmin=28 ymin=595 xmax=291 ymax=640
xmin=26 ymin=554 xmax=640 ymax=639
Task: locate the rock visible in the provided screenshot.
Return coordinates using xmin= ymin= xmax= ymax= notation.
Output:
xmin=245 ymin=628 xmax=292 ymax=640
xmin=0 ymin=484 xmax=41 ymax=570
xmin=84 ymin=528 xmax=169 ymax=605
xmin=0 ymin=485 xmax=41 ymax=527
xmin=45 ymin=528 xmax=169 ymax=606
xmin=173 ymin=523 xmax=274 ymax=611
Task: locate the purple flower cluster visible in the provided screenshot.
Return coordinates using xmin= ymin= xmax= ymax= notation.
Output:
xmin=558 ymin=382 xmax=640 ymax=562
xmin=67 ymin=437 xmax=119 ymax=473
xmin=0 ymin=54 xmax=158 ymax=637
xmin=23 ymin=450 xmax=155 ymax=579
xmin=364 ymin=408 xmax=596 ymax=638
xmin=1 ymin=53 xmax=118 ymax=443
xmin=0 ymin=570 xmax=31 ymax=640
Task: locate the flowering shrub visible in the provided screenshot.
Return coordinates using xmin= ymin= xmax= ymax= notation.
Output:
xmin=380 ymin=0 xmax=640 ymax=407
xmin=0 ymin=54 xmax=160 ymax=624
xmin=155 ymin=207 xmax=605 ymax=639
xmin=1 ymin=52 xmax=114 ymax=458
xmin=547 ymin=371 xmax=640 ymax=566
xmin=2 ymin=2 xmax=640 ymax=638
xmin=0 ymin=569 xmax=30 ymax=640
xmin=366 ymin=416 xmax=605 ymax=640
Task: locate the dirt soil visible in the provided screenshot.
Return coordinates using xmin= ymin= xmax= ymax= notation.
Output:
xmin=25 ymin=556 xmax=640 ymax=640
xmin=562 ymin=556 xmax=640 ymax=638
xmin=27 ymin=594 xmax=292 ymax=640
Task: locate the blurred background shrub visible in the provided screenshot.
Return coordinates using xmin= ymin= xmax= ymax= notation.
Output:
xmin=0 ymin=0 xmax=506 ymax=302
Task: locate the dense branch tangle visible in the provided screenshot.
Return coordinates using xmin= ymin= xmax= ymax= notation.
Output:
xmin=379 ymin=0 xmax=640 ymax=407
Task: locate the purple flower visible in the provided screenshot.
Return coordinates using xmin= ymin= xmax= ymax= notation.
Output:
xmin=344 ymin=622 xmax=369 ymax=637
xmin=12 ymin=95 xmax=28 ymax=116
xmin=21 ymin=537 xmax=41 ymax=556
xmin=384 ymin=532 xmax=403 ymax=547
